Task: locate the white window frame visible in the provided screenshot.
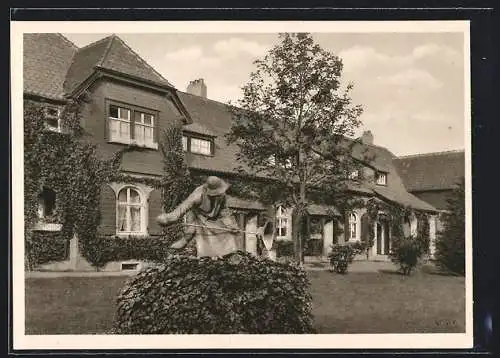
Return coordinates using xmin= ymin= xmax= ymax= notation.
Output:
xmin=275 ymin=206 xmax=291 ymax=241
xmin=108 ymin=102 xmax=158 ymax=149
xmin=376 ymin=172 xmax=387 ymax=186
xmin=190 ymin=137 xmax=212 ymax=155
xmin=133 ymin=111 xmax=157 ymax=149
xmin=116 ymin=186 xmax=148 ymax=236
xmin=43 ymin=105 xmax=62 ymax=133
xmin=348 ymin=212 xmax=360 ymax=241
xmin=108 ymin=105 xmax=132 ymax=145
xmin=182 ymin=135 xmax=188 ymax=152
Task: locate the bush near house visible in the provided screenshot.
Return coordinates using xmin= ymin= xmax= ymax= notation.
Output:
xmin=114 ymin=251 xmax=314 ymax=334
xmin=25 ymin=231 xmax=68 ymax=268
xmin=389 ymin=235 xmax=426 ymax=275
xmin=328 ymin=242 xmax=366 ymax=274
xmin=83 ymin=234 xmax=196 ymax=270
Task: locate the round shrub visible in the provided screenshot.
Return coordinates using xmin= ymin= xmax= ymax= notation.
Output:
xmin=328 ymin=242 xmax=364 ymax=274
xmin=389 ymin=235 xmax=425 ymax=275
xmin=114 ymin=251 xmax=314 ymax=334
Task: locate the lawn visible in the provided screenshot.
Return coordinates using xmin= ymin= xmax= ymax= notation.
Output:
xmin=24 ymin=267 xmax=465 ymax=334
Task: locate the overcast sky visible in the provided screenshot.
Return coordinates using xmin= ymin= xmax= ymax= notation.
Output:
xmin=63 ymin=32 xmax=465 ymax=156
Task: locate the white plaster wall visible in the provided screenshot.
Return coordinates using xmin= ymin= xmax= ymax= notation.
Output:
xmin=323 ymin=220 xmax=334 ymax=256
xmin=245 ymin=215 xmax=258 ymax=256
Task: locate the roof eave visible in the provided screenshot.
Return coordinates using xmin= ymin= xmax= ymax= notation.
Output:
xmin=64 ymin=68 xmax=192 ymax=125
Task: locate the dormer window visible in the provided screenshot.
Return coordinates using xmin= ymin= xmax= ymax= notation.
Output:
xmin=182 ymin=133 xmax=214 ymax=156
xmin=376 ymin=172 xmax=387 ymax=186
xmin=107 ymin=101 xmax=158 ymax=149
xmin=43 ymin=105 xmax=61 ymax=132
xmin=190 ymin=137 xmax=212 ymax=155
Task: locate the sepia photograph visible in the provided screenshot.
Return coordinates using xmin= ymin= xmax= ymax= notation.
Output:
xmin=11 ymin=20 xmax=472 ymax=350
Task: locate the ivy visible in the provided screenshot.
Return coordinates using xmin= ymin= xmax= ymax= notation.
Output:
xmin=24 ymin=98 xmax=191 ymax=270
xmin=24 ymin=98 xmax=124 ymax=270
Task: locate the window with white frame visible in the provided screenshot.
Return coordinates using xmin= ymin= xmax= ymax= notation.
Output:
xmin=109 ymin=104 xmax=131 ymax=143
xmin=182 ymin=134 xmax=214 ymax=155
xmin=108 ymin=102 xmax=157 ymax=149
xmin=348 ymin=212 xmax=358 ymax=241
xmin=190 ymin=137 xmax=212 ymax=155
xmin=134 ymin=111 xmax=155 ymax=146
xmin=43 ymin=105 xmax=61 ymax=132
xmin=376 ymin=172 xmax=387 ymax=185
xmin=117 ymin=187 xmax=146 ymax=234
xmin=275 ymin=206 xmax=290 ymax=240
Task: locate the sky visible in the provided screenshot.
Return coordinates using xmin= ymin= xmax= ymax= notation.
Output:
xmin=63 ymin=32 xmax=466 ymax=156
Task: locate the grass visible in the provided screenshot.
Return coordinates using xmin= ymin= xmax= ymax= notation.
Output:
xmin=25 ymin=266 xmax=465 ymax=335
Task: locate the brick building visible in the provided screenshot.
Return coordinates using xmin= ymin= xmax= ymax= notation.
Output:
xmin=24 ymin=34 xmax=445 ymax=271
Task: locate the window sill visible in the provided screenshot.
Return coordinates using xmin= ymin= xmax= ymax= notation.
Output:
xmin=186 ymin=151 xmax=214 ymax=157
xmin=108 ymin=139 xmax=158 ymax=150
xmin=33 ymin=222 xmax=62 ymax=232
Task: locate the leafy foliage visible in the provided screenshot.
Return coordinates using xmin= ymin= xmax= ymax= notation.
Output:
xmin=328 ymin=242 xmax=365 ymax=274
xmin=24 ymin=99 xmax=124 ymax=270
xmin=389 ymin=235 xmax=426 ymax=276
xmin=114 ymin=251 xmax=314 ymax=334
xmin=24 ymin=99 xmax=193 ymax=269
xmin=81 ymin=235 xmax=196 ymax=269
xmin=435 ymin=178 xmax=465 ymax=275
xmin=225 ymin=33 xmax=364 ymax=263
xmin=25 ymin=231 xmax=68 ymax=267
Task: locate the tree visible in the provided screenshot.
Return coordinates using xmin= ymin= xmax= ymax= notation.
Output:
xmin=434 ymin=177 xmax=466 ymax=275
xmin=226 ymin=33 xmax=364 ymax=264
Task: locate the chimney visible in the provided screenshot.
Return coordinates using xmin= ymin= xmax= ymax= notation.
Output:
xmin=186 ymin=78 xmax=207 ymax=98
xmin=361 ymin=130 xmax=374 ymax=145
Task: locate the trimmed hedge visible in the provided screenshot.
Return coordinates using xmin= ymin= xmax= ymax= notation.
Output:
xmin=26 ymin=231 xmax=68 ymax=267
xmin=114 ymin=251 xmax=314 ymax=334
xmin=83 ymin=234 xmax=196 ymax=269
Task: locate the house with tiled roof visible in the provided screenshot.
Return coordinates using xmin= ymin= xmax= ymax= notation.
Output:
xmin=394 ymin=150 xmax=465 ymax=211
xmin=24 ymin=33 xmax=442 ymax=271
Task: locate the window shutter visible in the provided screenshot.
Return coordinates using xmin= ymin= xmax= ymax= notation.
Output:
xmin=148 ymin=189 xmax=163 ymax=235
xmin=98 ymin=184 xmax=116 ymax=235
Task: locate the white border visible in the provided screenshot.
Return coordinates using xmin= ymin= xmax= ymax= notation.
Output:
xmin=11 ymin=20 xmax=472 ymax=350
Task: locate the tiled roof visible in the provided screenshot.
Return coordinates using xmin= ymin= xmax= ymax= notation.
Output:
xmin=394 ymin=150 xmax=465 ymax=191
xmin=183 ymin=122 xmax=217 ymax=137
xmin=23 ymin=33 xmax=77 ymax=100
xmin=64 ymin=34 xmax=174 ymax=94
xmin=24 ymin=34 xmax=175 ymax=100
xmin=179 ymin=91 xmax=438 ymax=212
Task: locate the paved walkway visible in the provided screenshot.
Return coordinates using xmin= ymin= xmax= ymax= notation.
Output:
xmin=304 ymin=260 xmax=397 ymax=272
